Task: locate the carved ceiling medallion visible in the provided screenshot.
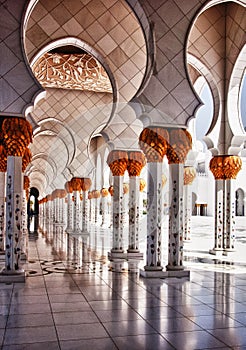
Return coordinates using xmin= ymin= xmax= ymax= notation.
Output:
xmin=32 ymin=52 xmax=112 ymax=93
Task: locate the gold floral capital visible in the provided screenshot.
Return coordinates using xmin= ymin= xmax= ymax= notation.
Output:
xmin=65 ymin=181 xmax=73 ymax=194
xmin=167 ymin=128 xmax=192 ymax=164
xmin=107 ymin=150 xmax=128 ymax=176
xmin=70 ymin=177 xmax=82 ymax=191
xmin=209 ymin=155 xmax=242 ymax=180
xmin=101 ymin=188 xmax=109 ymax=197
xmin=0 ymin=145 xmax=7 ymax=172
xmin=81 ymin=178 xmax=92 ymax=191
xmin=2 ymin=117 xmax=32 ymax=157
xmin=108 ymin=185 xmax=114 ymax=196
xmin=139 ymin=127 xmax=169 ymax=162
xmin=184 ymin=166 xmax=196 ymax=185
xmin=127 ymin=151 xmax=146 ymax=176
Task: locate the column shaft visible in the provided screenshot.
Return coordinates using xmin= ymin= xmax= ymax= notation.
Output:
xmin=145 ymin=162 xmax=163 ymax=270
xmin=166 ymin=163 xmax=184 ymax=271
xmin=5 ymin=156 xmax=23 ymax=272
xmin=128 ymin=176 xmax=140 ymax=252
xmin=111 ymin=176 xmax=124 ymax=252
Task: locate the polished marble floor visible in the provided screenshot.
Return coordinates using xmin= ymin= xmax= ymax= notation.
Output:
xmin=0 ymin=216 xmax=246 ymax=349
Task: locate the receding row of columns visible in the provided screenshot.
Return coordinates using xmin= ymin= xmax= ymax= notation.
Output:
xmin=0 ymin=121 xmax=243 ymax=281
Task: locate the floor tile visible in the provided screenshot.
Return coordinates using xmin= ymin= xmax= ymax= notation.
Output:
xmin=50 ymin=301 xmax=91 ymax=312
xmin=94 ymin=308 xmax=142 ymax=322
xmin=162 ymin=330 xmax=227 ymax=349
xmin=2 ymin=341 xmax=60 ymax=350
xmin=56 ymin=323 xmax=108 ymax=341
xmin=3 ymin=326 xmax=57 ymax=345
xmin=113 ymin=334 xmax=175 ymax=350
xmin=207 ymin=327 xmax=246 ymax=347
xmin=60 ymin=338 xmax=118 ymax=350
xmin=53 ymin=310 xmax=98 ymax=325
xmin=7 ymin=313 xmax=54 ymax=328
xmin=102 ymin=319 xmax=156 ymax=337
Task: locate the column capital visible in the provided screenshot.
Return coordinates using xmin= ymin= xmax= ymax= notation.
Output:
xmin=107 ymin=150 xmax=128 ymax=176
xmin=2 ymin=117 xmax=32 ymax=157
xmin=64 ymin=180 xmax=73 ymax=194
xmin=70 ymin=177 xmax=82 ymax=191
xmin=139 ymin=127 xmax=169 ymax=162
xmin=0 ymin=145 xmax=7 ymax=172
xmin=184 ymin=166 xmax=196 ymax=185
xmin=209 ymin=155 xmax=242 ymax=180
xmin=127 ymin=151 xmax=146 ymax=176
xmin=22 ymin=147 xmax=32 ymax=172
xmin=166 ymin=128 xmax=192 ymax=164
xmin=81 ymin=178 xmax=92 ymax=191
xmin=101 ymin=188 xmax=109 ymax=197
xmin=92 ymin=190 xmax=101 ymax=199
xmin=108 ymin=185 xmax=114 ymax=196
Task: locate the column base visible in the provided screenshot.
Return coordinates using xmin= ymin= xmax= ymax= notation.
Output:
xmin=108 ymin=260 xmax=126 ymax=272
xmin=209 ymin=248 xmax=223 ymax=256
xmin=108 ymin=251 xmax=127 ymax=261
xmin=166 ymin=264 xmax=184 ymax=271
xmin=140 ymin=268 xmax=190 ymax=279
xmin=127 ymin=252 xmax=143 ymax=260
xmin=65 ymin=227 xmax=73 ymax=233
xmin=223 ymin=248 xmax=236 ymax=256
xmin=0 ymin=268 xmax=26 ymax=283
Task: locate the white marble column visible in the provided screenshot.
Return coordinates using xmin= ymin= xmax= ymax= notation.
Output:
xmin=224 ymin=179 xmax=236 ymax=253
xmin=111 ymin=176 xmax=124 ymax=253
xmin=81 ymin=190 xmax=89 ymax=233
xmin=210 ymin=179 xmax=224 ymax=254
xmin=3 ymin=156 xmax=24 ymax=275
xmin=0 ymin=172 xmax=6 ymax=252
xmin=71 ymin=178 xmax=82 ymax=235
xmin=144 ymin=162 xmax=163 ymax=271
xmin=166 ymin=163 xmax=185 ymax=271
xmin=183 ymin=166 xmax=196 ymax=242
xmin=128 ymin=176 xmax=140 ymax=253
xmin=209 ymin=155 xmax=242 ymax=256
xmin=100 ymin=188 xmax=109 ymax=228
xmin=65 ymin=181 xmax=73 ymax=233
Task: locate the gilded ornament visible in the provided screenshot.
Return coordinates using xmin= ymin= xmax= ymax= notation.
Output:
xmin=108 ymin=185 xmax=114 ymax=196
xmin=70 ymin=177 xmax=82 ymax=191
xmin=64 ymin=181 xmax=73 ymax=194
xmin=209 ymin=155 xmax=242 ymax=180
xmin=0 ymin=145 xmax=7 ymax=172
xmin=166 ymin=128 xmax=192 ymax=164
xmin=183 ymin=166 xmax=196 ymax=185
xmin=81 ymin=178 xmax=92 ymax=191
xmin=127 ymin=151 xmax=146 ymax=176
xmin=139 ymin=178 xmax=146 ymax=192
xmin=2 ymin=117 xmax=32 ymax=157
xmin=139 ymin=127 xmax=169 ymax=162
xmin=123 ymin=183 xmax=129 ymax=194
xmin=107 ymin=150 xmax=128 ymax=176
xmin=101 ymin=188 xmax=109 ymax=197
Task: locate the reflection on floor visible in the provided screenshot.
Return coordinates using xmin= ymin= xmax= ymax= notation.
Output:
xmin=0 ymin=216 xmax=246 ymax=349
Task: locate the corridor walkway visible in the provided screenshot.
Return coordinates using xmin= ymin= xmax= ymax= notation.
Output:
xmin=0 ymin=217 xmax=246 ymax=349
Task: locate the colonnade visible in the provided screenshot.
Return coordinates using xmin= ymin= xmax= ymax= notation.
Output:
xmin=0 ymin=120 xmax=243 ymax=281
